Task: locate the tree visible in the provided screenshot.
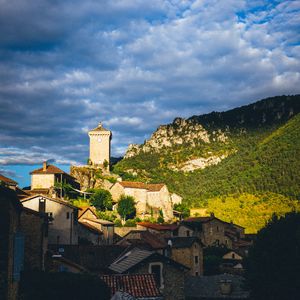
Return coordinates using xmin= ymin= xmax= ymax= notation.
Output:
xmin=174 ymin=203 xmax=190 ymax=219
xmin=117 ymin=195 xmax=136 ymax=221
xmin=90 ymin=189 xmax=113 ymax=211
xmin=245 ymin=212 xmax=300 ymax=300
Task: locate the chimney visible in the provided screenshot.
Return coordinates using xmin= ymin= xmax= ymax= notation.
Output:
xmin=43 ymin=161 xmax=47 ymax=171
xmin=219 ymin=280 xmax=232 ymax=295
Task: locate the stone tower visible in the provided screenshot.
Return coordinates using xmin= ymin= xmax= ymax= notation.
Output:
xmin=88 ymin=122 xmax=112 ymax=169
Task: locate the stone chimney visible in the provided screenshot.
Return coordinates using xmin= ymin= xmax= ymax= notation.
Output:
xmin=219 ymin=280 xmax=232 ymax=295
xmin=43 ymin=161 xmax=47 ymax=171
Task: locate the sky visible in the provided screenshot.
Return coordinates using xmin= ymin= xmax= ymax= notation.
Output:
xmin=0 ymin=0 xmax=300 ymax=187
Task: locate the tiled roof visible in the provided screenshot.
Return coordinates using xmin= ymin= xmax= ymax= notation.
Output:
xmin=166 ymin=237 xmax=202 ymax=248
xmin=89 ymin=122 xmax=110 ymax=132
xmin=184 ymin=216 xmax=245 ymax=229
xmin=109 ymin=248 xmax=153 ymax=274
xmin=185 ymin=274 xmax=249 ymax=299
xmin=100 ymin=274 xmax=162 ymax=298
xmin=30 ymin=164 xmax=66 ymax=175
xmin=137 ymin=222 xmax=178 ymax=231
xmin=121 ymin=230 xmax=167 ymax=250
xmin=48 ymin=245 xmax=127 ymax=273
xmin=84 ymin=217 xmax=114 ymax=226
xmin=21 ymin=194 xmax=80 ymax=210
xmin=0 ymin=174 xmax=17 ymax=185
xmin=79 ymin=220 xmax=103 ymax=235
xmin=109 ymin=247 xmax=189 ymax=274
xmin=119 ymin=181 xmax=165 ymax=191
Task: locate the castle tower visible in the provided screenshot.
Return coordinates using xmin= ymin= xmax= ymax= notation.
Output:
xmin=88 ymin=122 xmax=112 ymax=169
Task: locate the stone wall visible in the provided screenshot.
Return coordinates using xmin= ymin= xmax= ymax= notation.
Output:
xmin=31 ymin=174 xmax=55 ymax=189
xmin=0 ymin=188 xmax=21 ymax=300
xmin=171 ymin=242 xmax=203 ymax=276
xmin=114 ymin=226 xmax=141 ymax=237
xmin=20 ymin=209 xmax=48 ymax=271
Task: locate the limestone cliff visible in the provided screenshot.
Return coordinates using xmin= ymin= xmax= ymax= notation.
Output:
xmin=70 ymin=166 xmax=118 ymax=191
xmin=124 ymin=117 xmax=230 ymax=171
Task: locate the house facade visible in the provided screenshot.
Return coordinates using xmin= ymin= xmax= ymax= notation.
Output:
xmin=110 ymin=181 xmax=174 ymax=221
xmin=30 ymin=162 xmax=80 ymax=197
xmin=167 ymin=237 xmax=204 ymax=276
xmin=21 ymin=195 xmax=79 ymax=245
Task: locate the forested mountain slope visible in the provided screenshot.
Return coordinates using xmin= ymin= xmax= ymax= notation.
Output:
xmin=113 ymin=95 xmax=300 ymax=232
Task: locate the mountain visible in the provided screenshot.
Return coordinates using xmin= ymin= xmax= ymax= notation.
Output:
xmin=113 ymin=95 xmax=300 ymax=232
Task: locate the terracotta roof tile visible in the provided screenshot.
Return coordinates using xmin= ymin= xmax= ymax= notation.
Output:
xmin=30 ymin=164 xmax=66 ymax=175
xmin=121 ymin=230 xmax=167 ymax=249
xmin=100 ymin=274 xmax=162 ymax=298
xmin=0 ymin=174 xmax=17 ymax=185
xmin=137 ymin=222 xmax=178 ymax=231
xmin=119 ymin=181 xmax=165 ymax=191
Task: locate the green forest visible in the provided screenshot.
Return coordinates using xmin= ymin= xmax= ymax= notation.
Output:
xmin=113 ymin=95 xmax=300 ymax=233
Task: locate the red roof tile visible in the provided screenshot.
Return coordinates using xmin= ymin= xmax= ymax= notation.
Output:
xmin=137 ymin=222 xmax=178 ymax=231
xmin=100 ymin=274 xmax=161 ymax=298
xmin=119 ymin=181 xmax=165 ymax=191
xmin=0 ymin=174 xmax=17 ymax=185
xmin=30 ymin=164 xmax=66 ymax=175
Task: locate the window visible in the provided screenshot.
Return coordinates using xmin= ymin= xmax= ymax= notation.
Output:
xmin=48 ymin=212 xmax=53 ymax=224
xmin=186 ymin=230 xmax=190 ymax=237
xmin=215 ymin=239 xmax=220 ymax=246
xmin=66 ymin=212 xmax=70 ymax=219
xmin=149 ymin=263 xmax=163 ymax=289
xmin=216 ymin=226 xmax=219 ymax=232
xmin=209 ymin=227 xmax=213 ymax=235
xmin=194 ymin=256 xmax=199 ymax=264
xmin=195 ymin=271 xmax=199 ymax=276
xmin=232 ymin=253 xmax=235 ymax=259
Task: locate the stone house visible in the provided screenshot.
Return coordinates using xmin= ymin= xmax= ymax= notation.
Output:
xmin=167 ymin=237 xmax=204 ymax=276
xmin=0 ymin=186 xmax=24 ymax=300
xmin=109 ymin=247 xmax=189 ymax=300
xmin=110 ymin=181 xmax=174 ymax=221
xmin=77 ymin=207 xmax=115 ymax=245
xmin=21 ymin=194 xmax=80 ymax=245
xmin=20 ymin=207 xmax=49 ymax=271
xmin=30 ymin=161 xmax=80 ymax=197
xmin=100 ymin=274 xmax=163 ymax=300
xmin=179 ymin=215 xmax=245 ymax=248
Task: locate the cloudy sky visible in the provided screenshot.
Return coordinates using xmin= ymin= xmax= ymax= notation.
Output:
xmin=0 ymin=0 xmax=300 ymax=186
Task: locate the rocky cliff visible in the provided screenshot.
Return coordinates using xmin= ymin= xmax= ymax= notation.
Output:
xmin=70 ymin=166 xmax=118 ymax=191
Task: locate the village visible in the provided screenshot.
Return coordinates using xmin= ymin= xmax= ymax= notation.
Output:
xmin=1 ymin=122 xmax=253 ymax=300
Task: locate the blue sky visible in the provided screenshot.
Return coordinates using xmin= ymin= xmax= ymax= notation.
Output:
xmin=0 ymin=0 xmax=300 ymax=187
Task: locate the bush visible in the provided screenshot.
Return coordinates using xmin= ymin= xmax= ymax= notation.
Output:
xmin=124 ymin=219 xmax=136 ymax=227
xmin=90 ymin=189 xmax=113 ymax=211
